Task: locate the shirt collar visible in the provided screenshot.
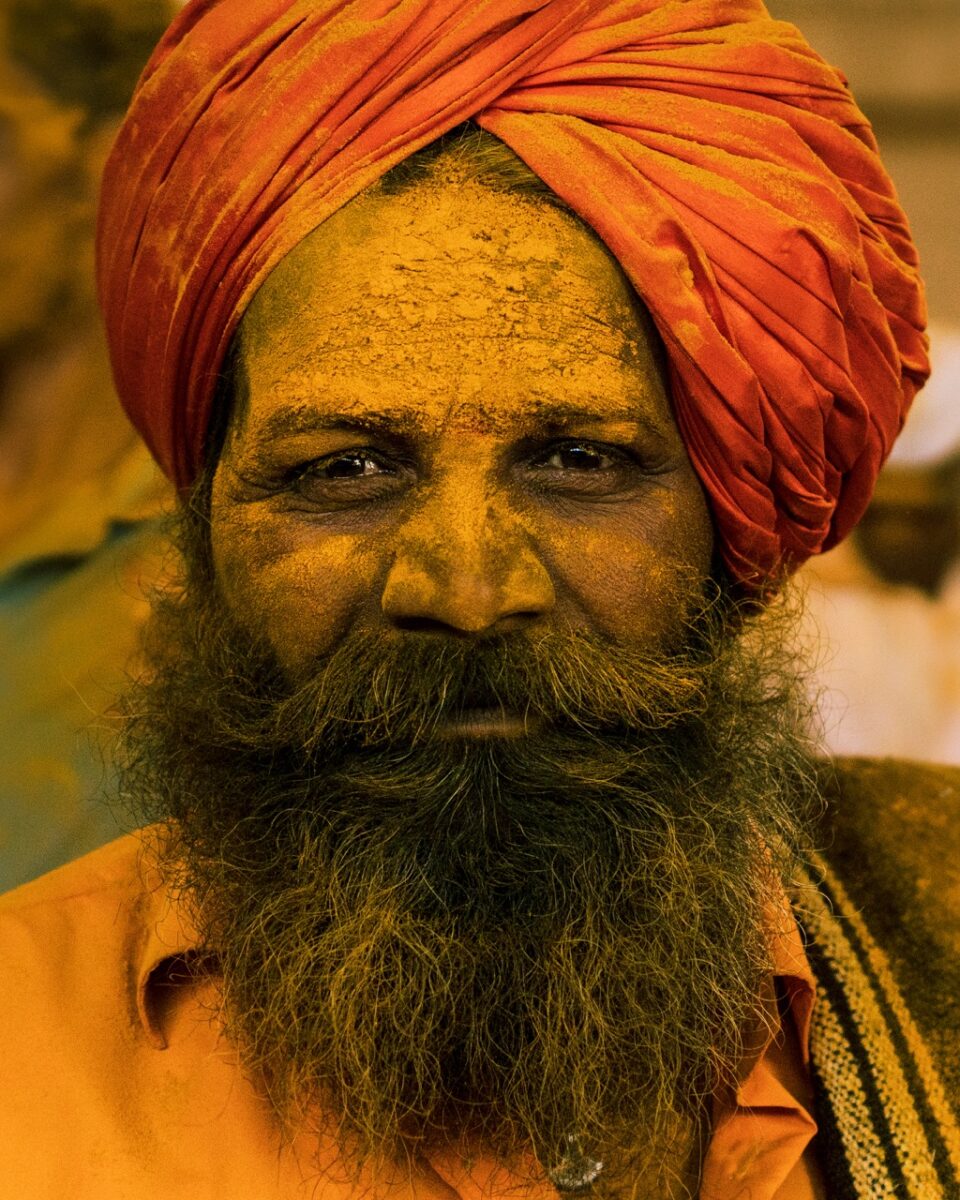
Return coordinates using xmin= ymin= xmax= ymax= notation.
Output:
xmin=763 ymin=879 xmax=817 ymax=1067
xmin=134 ymin=838 xmax=206 ymax=1051
xmin=699 ymin=882 xmax=819 ymax=1200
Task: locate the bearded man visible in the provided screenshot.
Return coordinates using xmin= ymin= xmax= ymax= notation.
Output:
xmin=2 ymin=1 xmax=959 ymax=1197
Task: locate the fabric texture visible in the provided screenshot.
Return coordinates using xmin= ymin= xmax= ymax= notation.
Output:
xmin=96 ymin=0 xmax=928 ymax=588
xmin=797 ymin=857 xmax=960 ymax=1198
xmin=807 ymin=758 xmax=960 ymax=1162
xmin=799 ymin=756 xmax=960 ymax=1199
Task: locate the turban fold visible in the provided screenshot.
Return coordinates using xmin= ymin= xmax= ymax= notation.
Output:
xmin=97 ymin=0 xmax=928 ymax=587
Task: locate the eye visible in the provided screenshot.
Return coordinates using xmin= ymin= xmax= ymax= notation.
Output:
xmin=303 ymin=451 xmax=391 ymax=480
xmin=535 ymin=443 xmax=618 ymax=472
xmin=524 ymin=438 xmax=650 ymax=499
xmin=286 ymin=448 xmax=409 ymax=508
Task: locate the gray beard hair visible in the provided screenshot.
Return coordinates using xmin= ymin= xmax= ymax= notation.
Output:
xmin=115 ymin=522 xmax=820 ymax=1197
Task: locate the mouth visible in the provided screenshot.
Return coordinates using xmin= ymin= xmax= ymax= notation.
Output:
xmin=438 ymin=707 xmax=539 ymax=740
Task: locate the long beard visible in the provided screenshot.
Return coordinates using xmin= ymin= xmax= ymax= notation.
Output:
xmin=116 ymin=526 xmax=819 ymax=1196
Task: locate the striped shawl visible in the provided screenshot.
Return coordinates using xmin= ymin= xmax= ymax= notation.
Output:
xmin=796 ymin=758 xmax=960 ymax=1198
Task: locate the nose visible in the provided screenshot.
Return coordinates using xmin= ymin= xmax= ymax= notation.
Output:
xmin=380 ymin=495 xmax=555 ymax=637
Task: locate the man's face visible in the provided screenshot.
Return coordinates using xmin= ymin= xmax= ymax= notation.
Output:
xmin=210 ymin=180 xmax=714 ymax=686
xmin=124 ymin=175 xmax=813 ymax=1197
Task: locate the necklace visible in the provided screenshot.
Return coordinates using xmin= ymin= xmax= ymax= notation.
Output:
xmin=547 ymin=1135 xmax=604 ymax=1193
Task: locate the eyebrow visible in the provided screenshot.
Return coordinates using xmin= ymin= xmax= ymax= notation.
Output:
xmin=535 ymin=404 xmax=670 ymax=443
xmin=252 ymin=407 xmax=424 ymax=444
xmin=250 ymin=401 xmax=672 ymax=447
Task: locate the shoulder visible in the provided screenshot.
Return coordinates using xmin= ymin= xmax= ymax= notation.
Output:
xmin=816 ymin=756 xmax=960 ymax=907
xmin=0 ymin=830 xmax=150 ymax=919
xmin=815 ymin=757 xmax=960 ymax=1098
xmin=819 ymin=751 xmax=960 ymax=835
xmin=0 ymin=830 xmax=165 ymax=1027
xmin=0 ymin=832 xmax=179 ymax=1167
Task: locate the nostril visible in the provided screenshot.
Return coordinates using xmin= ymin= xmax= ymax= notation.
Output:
xmin=392 ymin=615 xmax=475 ymax=637
xmin=391 ymin=612 xmax=542 ymax=637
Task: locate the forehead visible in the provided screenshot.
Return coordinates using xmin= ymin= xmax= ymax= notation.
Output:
xmin=238 ymin=180 xmax=674 ymax=439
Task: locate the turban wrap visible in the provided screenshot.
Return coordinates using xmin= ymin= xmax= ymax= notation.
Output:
xmin=96 ymin=0 xmax=928 ymax=588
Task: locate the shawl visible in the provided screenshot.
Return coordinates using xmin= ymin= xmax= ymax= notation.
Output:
xmin=798 ymin=756 xmax=960 ymax=1198
xmin=798 ymin=857 xmax=960 ymax=1198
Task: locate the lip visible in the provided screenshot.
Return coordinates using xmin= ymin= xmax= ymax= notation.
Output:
xmin=438 ymin=708 xmax=539 ymax=739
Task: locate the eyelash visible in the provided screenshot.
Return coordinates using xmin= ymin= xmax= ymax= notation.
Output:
xmin=292 ymin=449 xmax=399 ymax=482
xmin=289 ymin=440 xmax=639 ymax=484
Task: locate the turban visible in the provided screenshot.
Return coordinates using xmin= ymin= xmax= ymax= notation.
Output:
xmin=97 ymin=0 xmax=928 ymax=588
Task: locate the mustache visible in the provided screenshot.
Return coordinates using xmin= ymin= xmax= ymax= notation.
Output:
xmin=210 ymin=619 xmax=729 ymax=761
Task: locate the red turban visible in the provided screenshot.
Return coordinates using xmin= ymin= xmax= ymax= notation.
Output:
xmin=97 ymin=0 xmax=928 ymax=588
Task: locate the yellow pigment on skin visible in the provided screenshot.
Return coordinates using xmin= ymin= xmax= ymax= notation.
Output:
xmin=211 ymin=180 xmax=714 ymax=672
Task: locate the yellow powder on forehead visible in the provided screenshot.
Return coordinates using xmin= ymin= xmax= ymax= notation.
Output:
xmin=249 ymin=180 xmax=633 ymax=335
xmin=241 ymin=180 xmax=674 ymax=438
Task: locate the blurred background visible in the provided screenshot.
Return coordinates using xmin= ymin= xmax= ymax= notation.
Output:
xmin=0 ymin=0 xmax=958 ymax=891
xmin=0 ymin=0 xmax=178 ymax=889
xmin=771 ymin=0 xmax=960 ymax=762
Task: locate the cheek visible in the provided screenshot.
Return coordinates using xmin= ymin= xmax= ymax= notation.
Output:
xmin=211 ymin=512 xmax=378 ymax=668
xmin=545 ymin=481 xmax=713 ymax=644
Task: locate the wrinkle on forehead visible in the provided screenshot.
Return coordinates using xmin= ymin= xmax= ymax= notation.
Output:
xmin=240 ymin=180 xmax=674 ymax=438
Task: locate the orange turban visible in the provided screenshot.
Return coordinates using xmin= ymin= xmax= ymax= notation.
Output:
xmin=97 ymin=0 xmax=928 ymax=587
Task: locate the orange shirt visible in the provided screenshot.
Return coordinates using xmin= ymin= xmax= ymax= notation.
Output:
xmin=0 ymin=833 xmax=822 ymax=1198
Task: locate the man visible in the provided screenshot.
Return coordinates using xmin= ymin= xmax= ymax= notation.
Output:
xmin=2 ymin=2 xmax=958 ymax=1197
